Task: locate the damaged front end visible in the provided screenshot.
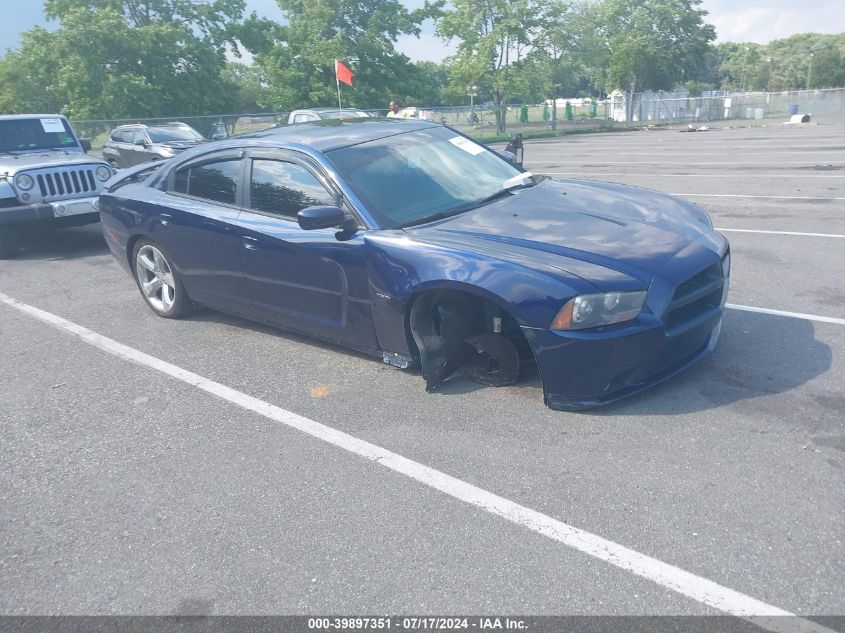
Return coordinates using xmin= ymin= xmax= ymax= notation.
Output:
xmin=409 ymin=290 xmax=525 ymax=391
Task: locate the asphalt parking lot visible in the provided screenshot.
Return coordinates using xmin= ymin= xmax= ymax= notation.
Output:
xmin=1 ymin=123 xmax=843 ymax=623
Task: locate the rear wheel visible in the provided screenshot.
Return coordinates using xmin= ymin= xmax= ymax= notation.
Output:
xmin=132 ymin=240 xmax=191 ymax=318
xmin=0 ymin=226 xmax=21 ymax=259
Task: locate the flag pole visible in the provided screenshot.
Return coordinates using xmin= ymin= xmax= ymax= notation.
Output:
xmin=335 ymin=60 xmax=343 ymax=114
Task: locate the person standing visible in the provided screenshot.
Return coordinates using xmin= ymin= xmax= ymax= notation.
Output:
xmin=386 ymin=101 xmax=400 ymax=117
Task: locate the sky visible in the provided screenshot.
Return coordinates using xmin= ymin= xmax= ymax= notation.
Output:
xmin=1 ymin=0 xmax=844 ymax=63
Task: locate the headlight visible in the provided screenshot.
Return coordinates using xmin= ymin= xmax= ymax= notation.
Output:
xmin=551 ymin=290 xmax=647 ymax=330
xmin=15 ymin=173 xmax=35 ymax=191
xmin=95 ymin=165 xmax=112 ymax=181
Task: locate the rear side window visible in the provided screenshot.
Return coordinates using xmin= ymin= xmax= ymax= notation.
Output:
xmin=173 ymin=158 xmax=241 ymax=206
xmin=249 ymin=159 xmax=334 ymax=219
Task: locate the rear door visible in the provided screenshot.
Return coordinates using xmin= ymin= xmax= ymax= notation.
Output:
xmin=153 ymin=150 xmax=249 ymax=316
xmin=235 ymin=150 xmax=378 ymax=350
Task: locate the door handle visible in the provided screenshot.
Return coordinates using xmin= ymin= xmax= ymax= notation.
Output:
xmin=241 ymin=236 xmax=259 ymax=250
xmin=159 ymin=213 xmax=172 ymax=226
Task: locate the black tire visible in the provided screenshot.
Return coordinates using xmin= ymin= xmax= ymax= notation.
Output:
xmin=0 ymin=226 xmax=21 ymax=259
xmin=131 ymin=238 xmax=192 ymax=318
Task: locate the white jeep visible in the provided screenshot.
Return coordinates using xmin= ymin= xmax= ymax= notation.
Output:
xmin=0 ymin=114 xmax=114 ymax=258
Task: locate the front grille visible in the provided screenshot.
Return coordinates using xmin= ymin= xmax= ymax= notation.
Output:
xmin=665 ymin=262 xmax=724 ymax=334
xmin=32 ymin=167 xmax=99 ymax=201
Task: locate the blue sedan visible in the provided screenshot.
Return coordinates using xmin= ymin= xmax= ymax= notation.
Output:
xmin=99 ymin=119 xmax=730 ymax=410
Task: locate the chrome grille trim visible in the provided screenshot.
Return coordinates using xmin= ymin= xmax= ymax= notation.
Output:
xmin=27 ymin=165 xmax=104 ymax=202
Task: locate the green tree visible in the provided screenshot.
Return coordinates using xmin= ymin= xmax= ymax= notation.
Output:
xmin=252 ymin=0 xmax=438 ymax=111
xmin=590 ymin=0 xmax=715 ymax=123
xmin=1 ymin=0 xmax=247 ymax=119
xmin=222 ymin=62 xmax=270 ymax=113
xmin=436 ymin=0 xmax=544 ymax=133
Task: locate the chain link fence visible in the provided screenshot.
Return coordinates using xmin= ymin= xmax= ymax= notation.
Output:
xmin=69 ymin=87 xmax=845 ymax=151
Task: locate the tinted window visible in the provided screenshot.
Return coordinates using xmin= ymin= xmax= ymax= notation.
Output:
xmin=132 ymin=130 xmax=147 ymax=144
xmin=0 ymin=117 xmax=77 ymax=153
xmin=249 ymin=160 xmax=334 ymax=219
xmin=327 ymin=126 xmax=520 ymax=228
xmin=293 ymin=114 xmax=316 ymax=123
xmin=147 ymin=125 xmax=203 ymax=143
xmin=118 ymin=130 xmax=135 ymax=143
xmin=173 ymin=159 xmax=241 ymax=206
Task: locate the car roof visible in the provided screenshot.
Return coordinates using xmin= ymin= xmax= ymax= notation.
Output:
xmin=113 ymin=122 xmax=190 ymax=130
xmin=0 ymin=114 xmax=68 ymax=121
xmin=239 ymin=117 xmax=439 ymax=152
xmin=293 ymin=107 xmax=367 ymax=113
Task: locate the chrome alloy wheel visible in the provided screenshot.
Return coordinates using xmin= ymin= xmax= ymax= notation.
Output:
xmin=135 ymin=244 xmax=177 ymax=312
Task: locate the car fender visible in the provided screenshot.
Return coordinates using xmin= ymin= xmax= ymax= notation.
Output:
xmin=363 ymin=231 xmax=594 ymax=358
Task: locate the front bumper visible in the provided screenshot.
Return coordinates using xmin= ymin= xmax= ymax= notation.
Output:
xmin=0 ymin=196 xmax=99 ymax=225
xmin=524 ymin=307 xmax=723 ymax=410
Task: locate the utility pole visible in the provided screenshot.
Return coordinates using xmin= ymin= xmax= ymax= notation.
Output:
xmin=467 ymin=85 xmax=478 ymax=123
xmin=806 ymin=53 xmax=814 ymax=90
xmin=766 ymin=56 xmax=773 ymax=92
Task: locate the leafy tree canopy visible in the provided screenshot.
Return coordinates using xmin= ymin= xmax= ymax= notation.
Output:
xmin=0 ymin=0 xmax=246 ymax=118
xmin=251 ymin=0 xmax=440 ymax=111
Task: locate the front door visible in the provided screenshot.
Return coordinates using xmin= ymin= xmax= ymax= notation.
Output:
xmin=236 ymin=151 xmax=377 ymax=351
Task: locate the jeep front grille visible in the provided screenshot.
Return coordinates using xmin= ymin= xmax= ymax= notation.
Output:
xmin=33 ymin=167 xmax=99 ymax=201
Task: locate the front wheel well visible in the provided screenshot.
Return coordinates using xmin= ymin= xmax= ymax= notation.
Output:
xmin=405 ymin=288 xmax=532 ymax=391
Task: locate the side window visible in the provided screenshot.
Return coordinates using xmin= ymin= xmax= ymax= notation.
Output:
xmin=293 ymin=114 xmax=316 ymax=123
xmin=110 ymin=130 xmax=122 ymax=142
xmin=172 ymin=158 xmax=241 ymax=206
xmin=132 ymin=130 xmax=147 ymax=144
xmin=249 ymin=159 xmax=334 ymax=219
xmin=118 ymin=130 xmax=134 ymax=143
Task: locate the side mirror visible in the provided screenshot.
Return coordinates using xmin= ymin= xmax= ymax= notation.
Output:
xmin=134 ymin=139 xmax=147 ymax=147
xmin=297 ymin=205 xmax=347 ymax=231
xmin=79 ymin=138 xmax=92 ymax=152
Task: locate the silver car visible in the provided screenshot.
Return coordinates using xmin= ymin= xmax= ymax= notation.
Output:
xmin=102 ymin=122 xmax=207 ymax=169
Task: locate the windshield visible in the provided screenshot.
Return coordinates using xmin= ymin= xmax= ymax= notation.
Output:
xmin=147 ymin=125 xmax=203 ymax=143
xmin=326 ymin=127 xmax=522 ymax=228
xmin=320 ymin=110 xmax=371 ymax=120
xmin=0 ymin=117 xmax=78 ymax=153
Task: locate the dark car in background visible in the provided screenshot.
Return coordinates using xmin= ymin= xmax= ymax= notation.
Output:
xmin=102 ymin=122 xmax=207 ymax=168
xmin=99 ymin=118 xmax=729 ymax=410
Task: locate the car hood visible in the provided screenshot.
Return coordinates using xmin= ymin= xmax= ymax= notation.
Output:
xmin=158 ymin=139 xmax=207 ymax=151
xmin=406 ymin=178 xmax=724 ymax=286
xmin=0 ymin=150 xmax=105 ymax=176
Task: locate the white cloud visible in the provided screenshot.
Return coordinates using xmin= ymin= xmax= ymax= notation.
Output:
xmin=395 ymin=31 xmax=457 ymax=63
xmin=701 ymin=0 xmax=845 ymax=43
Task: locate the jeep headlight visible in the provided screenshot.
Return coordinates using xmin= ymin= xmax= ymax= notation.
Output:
xmin=15 ymin=173 xmax=35 ymax=191
xmin=95 ymin=165 xmax=112 ymax=182
xmin=551 ymin=290 xmax=647 ymax=330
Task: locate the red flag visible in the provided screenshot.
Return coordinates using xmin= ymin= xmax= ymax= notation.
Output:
xmin=335 ymin=59 xmax=355 ymax=87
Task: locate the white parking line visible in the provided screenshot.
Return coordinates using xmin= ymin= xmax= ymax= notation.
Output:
xmin=716 ymin=229 xmax=845 ymax=238
xmin=727 ymin=303 xmax=845 ymax=325
xmin=0 ymin=290 xmax=833 ymax=632
xmin=671 ymin=193 xmax=845 ymax=200
xmin=540 ymin=172 xmax=843 ymax=178
xmin=527 ymin=161 xmax=845 ymax=166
